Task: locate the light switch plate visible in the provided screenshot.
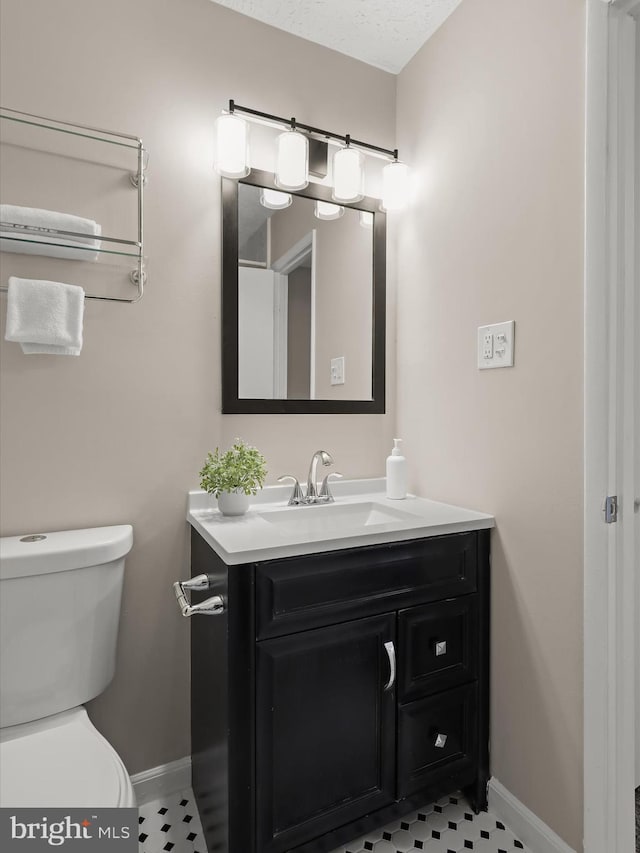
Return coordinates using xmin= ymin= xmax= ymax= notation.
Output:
xmin=477 ymin=321 xmax=515 ymax=369
xmin=330 ymin=356 xmax=345 ymax=385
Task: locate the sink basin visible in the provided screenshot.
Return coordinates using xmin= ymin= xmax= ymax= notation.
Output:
xmin=187 ymin=480 xmax=495 ymax=564
xmin=260 ymin=501 xmax=419 ymax=536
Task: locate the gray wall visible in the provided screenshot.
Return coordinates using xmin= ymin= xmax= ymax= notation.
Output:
xmin=287 ymin=266 xmax=311 ymax=399
xmin=396 ymin=0 xmax=585 ymax=847
xmin=0 ymin=0 xmax=396 ymax=775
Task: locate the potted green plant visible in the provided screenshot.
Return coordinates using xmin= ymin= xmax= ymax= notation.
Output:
xmin=199 ymin=439 xmax=267 ymax=516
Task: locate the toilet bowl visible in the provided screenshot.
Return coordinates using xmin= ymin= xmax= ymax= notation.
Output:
xmin=0 ymin=525 xmax=136 ymax=808
xmin=0 ymin=708 xmax=136 ymax=807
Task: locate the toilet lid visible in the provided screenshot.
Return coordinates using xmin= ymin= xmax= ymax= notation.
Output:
xmin=0 ymin=707 xmax=134 ymax=808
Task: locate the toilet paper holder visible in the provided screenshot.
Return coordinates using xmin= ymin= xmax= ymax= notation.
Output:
xmin=173 ymin=574 xmax=226 ymax=617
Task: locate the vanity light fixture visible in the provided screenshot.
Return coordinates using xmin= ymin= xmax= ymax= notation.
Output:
xmin=275 ymin=119 xmax=309 ymax=191
xmin=214 ymin=112 xmax=250 ymax=178
xmin=260 ymin=189 xmax=292 ymax=210
xmin=359 ymin=211 xmax=374 ymax=228
xmin=381 ymin=156 xmax=410 ymax=212
xmin=332 ymin=136 xmax=364 ymax=203
xmin=216 ymin=100 xmax=408 ymax=209
xmin=314 ymin=201 xmax=344 ymax=221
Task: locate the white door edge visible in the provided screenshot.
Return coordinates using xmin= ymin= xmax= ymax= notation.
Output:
xmin=584 ymin=2 xmax=638 ymax=852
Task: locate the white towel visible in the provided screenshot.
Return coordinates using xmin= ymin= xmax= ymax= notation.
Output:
xmin=0 ymin=205 xmax=102 ymax=262
xmin=5 ymin=276 xmax=85 ymax=356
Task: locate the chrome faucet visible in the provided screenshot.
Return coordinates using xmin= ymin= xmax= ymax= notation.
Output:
xmin=278 ymin=450 xmax=343 ymax=506
xmin=306 ymin=450 xmax=333 ymax=502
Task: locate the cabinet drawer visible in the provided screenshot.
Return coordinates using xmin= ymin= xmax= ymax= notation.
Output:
xmin=256 ymin=533 xmax=478 ymax=639
xmin=398 ymin=596 xmax=478 ymax=701
xmin=397 ymin=683 xmax=478 ymax=798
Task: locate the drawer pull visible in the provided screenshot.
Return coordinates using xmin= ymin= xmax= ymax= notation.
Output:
xmin=383 ymin=640 xmax=396 ymax=691
xmin=435 ymin=640 xmax=448 ymax=657
xmin=434 ymin=733 xmax=448 ymax=749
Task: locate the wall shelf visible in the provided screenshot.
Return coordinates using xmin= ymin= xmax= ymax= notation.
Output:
xmin=0 ymin=107 xmax=147 ymax=303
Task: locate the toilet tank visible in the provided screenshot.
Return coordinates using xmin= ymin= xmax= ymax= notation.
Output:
xmin=0 ymin=525 xmax=133 ymax=728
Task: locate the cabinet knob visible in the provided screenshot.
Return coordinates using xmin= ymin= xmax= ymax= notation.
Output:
xmin=435 ymin=640 xmax=447 ymax=657
xmin=434 ymin=733 xmax=448 ymax=749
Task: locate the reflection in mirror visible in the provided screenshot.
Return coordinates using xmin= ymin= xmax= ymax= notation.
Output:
xmin=222 ymin=170 xmax=385 ymax=415
xmin=237 ymin=184 xmax=373 ymax=401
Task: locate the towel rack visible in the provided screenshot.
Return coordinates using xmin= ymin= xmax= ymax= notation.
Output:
xmin=0 ymin=107 xmax=147 ymax=303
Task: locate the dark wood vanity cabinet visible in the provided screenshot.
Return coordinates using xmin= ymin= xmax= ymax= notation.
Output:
xmin=190 ymin=527 xmax=490 ymax=853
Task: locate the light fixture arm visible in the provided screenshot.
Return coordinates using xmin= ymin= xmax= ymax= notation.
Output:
xmin=226 ymin=100 xmax=399 ymax=162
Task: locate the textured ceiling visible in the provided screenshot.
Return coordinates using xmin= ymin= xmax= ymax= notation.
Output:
xmin=209 ymin=0 xmax=465 ymax=73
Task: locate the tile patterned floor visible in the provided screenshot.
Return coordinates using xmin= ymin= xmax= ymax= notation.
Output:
xmin=328 ymin=794 xmax=531 ymax=853
xmin=138 ymin=788 xmax=206 ymax=853
xmin=138 ymin=789 xmax=531 ymax=853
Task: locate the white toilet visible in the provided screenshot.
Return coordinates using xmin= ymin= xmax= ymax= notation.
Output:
xmin=0 ymin=525 xmax=136 ymax=807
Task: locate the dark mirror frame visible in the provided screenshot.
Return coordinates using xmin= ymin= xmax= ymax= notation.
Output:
xmin=221 ymin=169 xmax=386 ymax=414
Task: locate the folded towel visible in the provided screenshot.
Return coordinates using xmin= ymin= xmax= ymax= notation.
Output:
xmin=0 ymin=205 xmax=100 ymax=237
xmin=5 ymin=276 xmax=85 ymax=356
xmin=0 ymin=205 xmax=102 ymax=262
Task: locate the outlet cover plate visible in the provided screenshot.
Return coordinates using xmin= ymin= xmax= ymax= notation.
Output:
xmin=330 ymin=356 xmax=345 ymax=385
xmin=477 ymin=321 xmax=515 ymax=369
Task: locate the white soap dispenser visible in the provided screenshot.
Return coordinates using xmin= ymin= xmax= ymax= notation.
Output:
xmin=386 ymin=438 xmax=407 ymax=500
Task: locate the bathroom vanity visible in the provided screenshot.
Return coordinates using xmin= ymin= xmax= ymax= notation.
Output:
xmin=184 ymin=483 xmax=493 ymax=853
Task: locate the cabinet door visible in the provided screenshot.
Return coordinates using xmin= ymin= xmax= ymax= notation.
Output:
xmin=256 ymin=614 xmax=396 ymax=853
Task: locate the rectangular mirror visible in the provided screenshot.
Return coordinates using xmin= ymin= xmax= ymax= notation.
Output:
xmin=222 ymin=170 xmax=385 ymax=414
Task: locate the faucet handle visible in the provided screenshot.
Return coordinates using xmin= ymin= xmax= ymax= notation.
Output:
xmin=318 ymin=472 xmax=343 ymax=503
xmin=278 ymin=475 xmax=305 ymax=506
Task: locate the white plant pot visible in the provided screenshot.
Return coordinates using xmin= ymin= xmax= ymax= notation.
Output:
xmin=217 ymin=490 xmax=250 ymax=517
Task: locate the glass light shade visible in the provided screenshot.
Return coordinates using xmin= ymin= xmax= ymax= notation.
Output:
xmin=260 ymin=189 xmax=292 ymax=210
xmin=332 ymin=146 xmax=364 ymax=203
xmin=314 ymin=201 xmax=344 ymax=221
xmin=275 ymin=130 xmax=309 ymax=191
xmin=381 ymin=161 xmax=409 ymax=211
xmin=214 ymin=113 xmax=249 ymax=178
xmin=359 ymin=211 xmax=374 ymax=228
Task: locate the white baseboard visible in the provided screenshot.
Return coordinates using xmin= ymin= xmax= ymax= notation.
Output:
xmin=131 ymin=762 xmax=575 ymax=849
xmin=131 ymin=756 xmax=192 ymax=805
xmin=488 ymin=778 xmax=576 ymax=853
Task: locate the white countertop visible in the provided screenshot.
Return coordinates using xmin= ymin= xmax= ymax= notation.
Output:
xmin=187 ymin=479 xmax=494 ymax=565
